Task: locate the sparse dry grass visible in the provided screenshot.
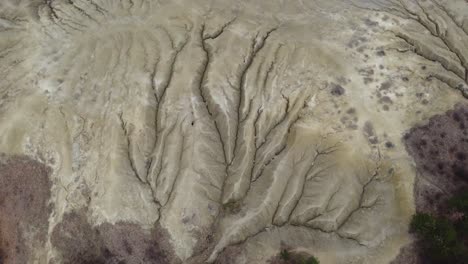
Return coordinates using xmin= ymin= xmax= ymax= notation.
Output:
xmin=0 ymin=154 xmax=52 ymax=264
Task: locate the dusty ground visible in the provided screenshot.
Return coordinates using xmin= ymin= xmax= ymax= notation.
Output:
xmin=0 ymin=0 xmax=467 ymax=263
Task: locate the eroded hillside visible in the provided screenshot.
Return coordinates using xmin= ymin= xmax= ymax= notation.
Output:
xmin=0 ymin=0 xmax=467 ymax=263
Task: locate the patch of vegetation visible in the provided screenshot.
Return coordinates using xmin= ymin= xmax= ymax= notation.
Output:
xmin=223 ymin=201 xmax=242 ymax=214
xmin=51 ymin=210 xmax=172 ymax=264
xmin=448 ymin=192 xmax=468 ymax=213
xmin=449 ymin=193 xmax=468 ymax=237
xmin=410 ymin=192 xmax=468 ymax=264
xmin=303 ymin=256 xmax=320 ymax=264
xmin=276 ymin=249 xmax=319 ymax=264
xmin=280 ymin=249 xmax=290 ymax=260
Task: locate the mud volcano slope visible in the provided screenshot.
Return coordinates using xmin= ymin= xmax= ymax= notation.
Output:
xmin=0 ymin=0 xmax=467 ymax=263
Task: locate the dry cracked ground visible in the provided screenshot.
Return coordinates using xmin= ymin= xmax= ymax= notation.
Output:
xmin=0 ymin=0 xmax=467 ymax=263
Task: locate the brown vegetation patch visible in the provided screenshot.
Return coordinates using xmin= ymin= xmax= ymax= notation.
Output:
xmin=0 ymin=154 xmax=52 ymax=264
xmin=390 ymin=242 xmax=422 ymax=264
xmin=51 ymin=209 xmax=178 ymax=264
xmin=404 ymin=103 xmax=468 ymax=214
xmin=363 ymin=121 xmax=379 ymax=144
xmin=214 ymin=245 xmax=243 ymax=264
xmin=330 ymin=83 xmax=345 ymax=96
xmin=267 ymin=248 xmax=319 ymax=264
xmin=397 ymin=103 xmax=468 ymax=263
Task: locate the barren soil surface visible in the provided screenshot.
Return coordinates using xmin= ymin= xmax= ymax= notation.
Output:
xmin=0 ymin=0 xmax=467 ymax=263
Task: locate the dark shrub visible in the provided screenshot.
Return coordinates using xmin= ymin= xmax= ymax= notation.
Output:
xmin=449 ymin=192 xmax=468 ymax=213
xmin=280 ymin=249 xmax=290 ymax=260
xmin=303 ymin=256 xmax=319 ymax=264
xmin=410 ymin=210 xmax=468 ymax=263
